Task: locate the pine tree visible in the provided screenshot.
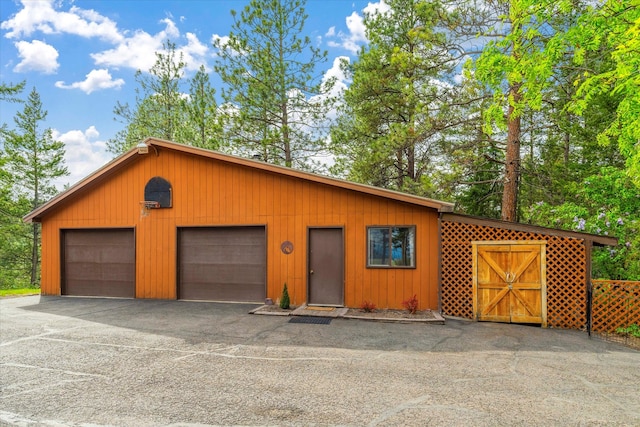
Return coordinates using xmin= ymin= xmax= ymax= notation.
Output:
xmin=186 ymin=65 xmax=220 ymax=150
xmin=470 ymin=0 xmax=573 ymax=221
xmin=108 ymin=40 xmax=188 ymax=154
xmin=0 ymin=80 xmax=25 ymax=104
xmin=0 ymin=81 xmax=27 ymax=287
xmin=330 ymin=0 xmax=460 ymax=196
xmin=214 ymin=0 xmax=335 ymax=169
xmin=1 ymin=87 xmax=68 ymax=285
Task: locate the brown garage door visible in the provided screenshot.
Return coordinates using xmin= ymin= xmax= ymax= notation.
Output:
xmin=62 ymin=229 xmax=135 ymax=298
xmin=178 ymin=227 xmax=266 ymax=302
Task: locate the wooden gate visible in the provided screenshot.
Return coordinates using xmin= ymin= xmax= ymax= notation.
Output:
xmin=472 ymin=241 xmax=547 ymax=327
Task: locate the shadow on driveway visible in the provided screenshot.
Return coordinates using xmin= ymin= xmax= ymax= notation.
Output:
xmin=16 ymin=295 xmax=634 ymax=355
xmin=3 ymin=295 xmax=639 ymax=427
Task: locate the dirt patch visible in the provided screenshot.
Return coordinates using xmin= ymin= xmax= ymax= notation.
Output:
xmin=593 ymin=332 xmax=640 ymax=351
xmin=344 ymin=308 xmax=440 ymax=320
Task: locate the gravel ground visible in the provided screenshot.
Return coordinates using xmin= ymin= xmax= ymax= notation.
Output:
xmin=1 ymin=295 xmax=639 ymax=427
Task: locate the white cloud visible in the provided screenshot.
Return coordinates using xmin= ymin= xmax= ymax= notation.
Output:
xmin=52 ymin=126 xmax=112 ymax=188
xmin=326 ymin=11 xmax=367 ymax=55
xmin=363 ymin=1 xmax=391 ymax=16
xmin=85 ymin=126 xmax=100 ymax=139
xmin=345 ymin=12 xmax=367 ymax=44
xmin=159 ymin=18 xmax=180 ymax=39
xmin=1 ymin=0 xmax=56 ymax=38
xmin=1 ymin=0 xmax=122 ymax=43
xmin=182 ymin=32 xmax=210 ymax=71
xmin=91 ymin=29 xmax=164 ymax=71
xmin=212 ymin=33 xmax=252 ymax=61
xmin=212 ymin=34 xmax=230 ymax=46
xmin=55 ymin=69 xmax=125 ymax=94
xmin=55 ymin=6 xmax=122 ymax=42
xmin=212 ymin=34 xmax=241 ymax=57
xmin=3 ymin=1 xmax=214 ymax=76
xmin=303 ymin=56 xmax=351 ymax=151
xmin=322 ymin=56 xmax=350 ymax=97
xmin=91 ymin=18 xmax=205 ymax=73
xmin=325 ymin=1 xmax=391 ymax=55
xmin=13 ymin=40 xmax=59 ymax=74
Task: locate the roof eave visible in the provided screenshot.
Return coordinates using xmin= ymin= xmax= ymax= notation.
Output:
xmin=23 ymin=137 xmax=456 ymax=223
xmin=23 ymin=147 xmax=140 ymax=223
xmin=144 ymin=138 xmax=455 ymax=212
xmin=442 ymin=213 xmax=619 ymax=247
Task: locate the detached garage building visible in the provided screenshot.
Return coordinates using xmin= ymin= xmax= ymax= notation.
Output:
xmin=26 ymin=137 xmax=616 ymax=328
xmin=25 ymin=138 xmax=453 ymax=310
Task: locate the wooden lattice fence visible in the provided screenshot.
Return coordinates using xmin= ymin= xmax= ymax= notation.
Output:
xmin=441 ymin=219 xmax=587 ymax=329
xmin=590 ymin=280 xmax=640 ymax=348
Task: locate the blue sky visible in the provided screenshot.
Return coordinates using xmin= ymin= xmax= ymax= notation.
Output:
xmin=1 ymin=0 xmax=384 ymax=188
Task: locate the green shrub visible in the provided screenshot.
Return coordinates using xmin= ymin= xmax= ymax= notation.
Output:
xmin=279 ymin=283 xmax=290 ymax=309
xmin=615 ymin=324 xmax=640 ymax=338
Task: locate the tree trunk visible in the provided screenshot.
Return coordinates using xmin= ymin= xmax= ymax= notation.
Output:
xmin=32 ymin=166 xmax=40 ymax=285
xmin=563 ymin=117 xmax=570 ymax=168
xmin=407 ymin=144 xmax=415 ymax=182
xmin=396 ymin=149 xmax=404 ymax=189
xmin=501 ymin=82 xmax=522 ymax=222
xmin=283 ymin=104 xmax=291 ymax=167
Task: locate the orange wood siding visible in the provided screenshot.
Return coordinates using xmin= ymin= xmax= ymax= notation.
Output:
xmin=40 ymin=149 xmax=441 ymax=310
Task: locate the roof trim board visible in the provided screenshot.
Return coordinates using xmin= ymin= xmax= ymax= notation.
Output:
xmin=442 ymin=213 xmax=618 ymax=247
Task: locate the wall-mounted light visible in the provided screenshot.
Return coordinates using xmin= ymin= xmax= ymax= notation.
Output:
xmin=136 ymin=142 xmax=149 ymax=155
xmin=136 ymin=141 xmax=158 ymax=156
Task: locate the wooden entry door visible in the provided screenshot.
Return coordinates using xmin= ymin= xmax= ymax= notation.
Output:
xmin=308 ymin=228 xmax=344 ymax=306
xmin=472 ymin=241 xmax=547 ymax=327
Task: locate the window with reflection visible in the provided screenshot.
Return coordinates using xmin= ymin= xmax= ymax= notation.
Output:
xmin=367 ymin=226 xmax=415 ymax=268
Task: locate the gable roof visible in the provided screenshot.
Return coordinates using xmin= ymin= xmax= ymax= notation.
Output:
xmin=442 ymin=213 xmax=618 ymax=247
xmin=24 ymin=137 xmax=455 ymax=223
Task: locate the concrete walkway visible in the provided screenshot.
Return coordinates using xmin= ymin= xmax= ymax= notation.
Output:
xmin=252 ymin=303 xmax=446 ymax=323
xmin=1 ymin=296 xmax=639 ymax=426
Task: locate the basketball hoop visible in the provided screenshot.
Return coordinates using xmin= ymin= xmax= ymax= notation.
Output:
xmin=140 ymin=200 xmax=160 ymax=218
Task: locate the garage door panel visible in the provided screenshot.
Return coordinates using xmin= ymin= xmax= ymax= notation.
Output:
xmin=65 ymin=246 xmax=133 ymax=264
xmin=180 ymin=282 xmax=265 ymax=302
xmin=65 ymin=230 xmax=130 ymax=245
xmin=65 ymin=279 xmax=134 ymax=298
xmin=179 ymin=227 xmax=266 ymax=302
xmin=65 ymin=262 xmax=100 ymax=280
xmin=63 ymin=229 xmax=135 ymax=298
xmin=180 ymin=245 xmax=264 ymax=263
xmin=65 ymin=247 xmax=100 ymax=263
xmin=102 ymin=263 xmax=135 ymax=281
xmin=66 ymin=262 xmax=134 ymax=280
xmin=100 ymin=246 xmax=135 ymax=263
xmin=181 ymin=228 xmax=263 ymax=244
xmin=181 ymin=264 xmax=265 ymax=285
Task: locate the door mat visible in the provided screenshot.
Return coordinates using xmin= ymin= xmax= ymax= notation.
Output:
xmin=289 ymin=316 xmax=332 ymax=325
xmin=305 ymin=306 xmax=336 ymax=311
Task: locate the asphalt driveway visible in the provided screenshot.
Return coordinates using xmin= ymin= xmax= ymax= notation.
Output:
xmin=1 ymin=296 xmax=639 ymax=426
